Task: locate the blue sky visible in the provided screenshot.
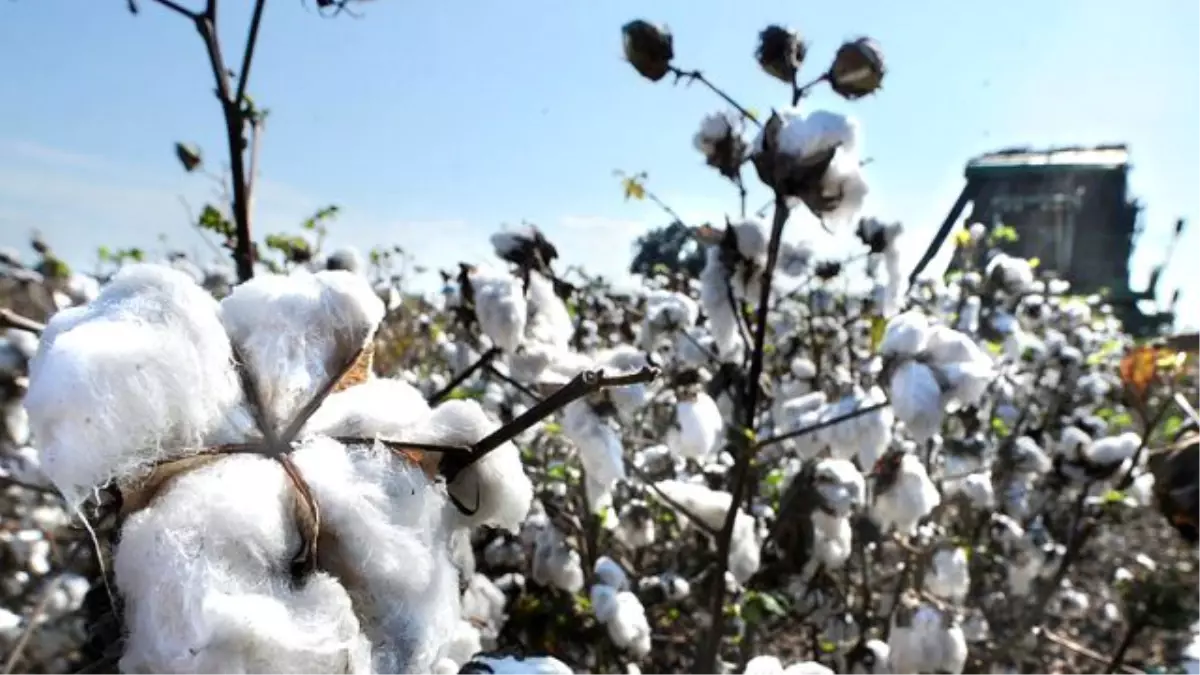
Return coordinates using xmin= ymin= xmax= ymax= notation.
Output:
xmin=1 ymin=0 xmax=1197 ymax=327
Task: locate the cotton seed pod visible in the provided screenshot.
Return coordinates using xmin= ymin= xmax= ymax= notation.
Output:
xmin=829 ymin=37 xmax=885 ymax=99
xmin=755 ymin=25 xmax=807 ymax=83
xmin=622 ymin=20 xmax=674 ymax=82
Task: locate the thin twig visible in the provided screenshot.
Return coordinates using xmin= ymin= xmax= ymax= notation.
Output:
xmin=233 ymin=0 xmax=267 ymax=104
xmin=670 ymin=67 xmax=762 ymax=129
xmin=427 ymin=346 xmax=500 ymax=404
xmin=754 ymin=400 xmax=889 ymax=450
xmin=2 ymin=575 xmax=63 ymax=674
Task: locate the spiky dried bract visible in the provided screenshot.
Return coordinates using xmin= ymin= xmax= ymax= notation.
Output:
xmin=621 ymin=20 xmax=674 ymax=82
xmin=24 ymin=264 xmax=243 ymax=506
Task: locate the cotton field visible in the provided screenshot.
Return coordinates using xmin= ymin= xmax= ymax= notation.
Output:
xmin=2 ymin=10 xmax=1199 ymax=675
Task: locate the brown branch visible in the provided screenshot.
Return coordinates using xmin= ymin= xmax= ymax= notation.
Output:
xmin=234 ymin=0 xmax=267 ymax=104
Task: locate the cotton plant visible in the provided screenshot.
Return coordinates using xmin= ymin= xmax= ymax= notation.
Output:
xmin=21 ymin=263 xmax=544 ymax=673
xmin=699 ymin=218 xmax=771 ymax=362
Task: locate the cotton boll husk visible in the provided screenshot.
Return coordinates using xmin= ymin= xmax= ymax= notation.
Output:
xmin=563 ymin=400 xmax=626 ymax=513
xmin=469 ymin=269 xmax=528 ymax=353
xmin=289 ymin=436 xmax=462 ymax=673
xmin=525 ymin=271 xmax=574 ymax=349
xmin=889 ymin=361 xmax=944 ymax=441
xmin=666 ymin=392 xmax=723 ymax=461
xmin=115 ymin=450 xmax=374 ymax=674
xmin=24 ymin=264 xmax=243 ymax=506
xmin=220 ymin=270 xmax=385 ymax=431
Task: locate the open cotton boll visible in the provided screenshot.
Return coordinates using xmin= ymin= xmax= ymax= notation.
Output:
xmin=700 ymin=248 xmax=744 ymax=362
xmin=462 ymin=573 xmax=508 ymax=640
xmin=925 ymin=546 xmax=971 ymax=603
xmin=469 ymin=269 xmax=528 ymax=354
xmin=653 ymin=479 xmax=731 ymax=531
xmin=290 ymin=436 xmax=461 ymax=673
xmin=24 ymin=264 xmax=243 ymax=506
xmin=591 ymin=583 xmax=619 ymax=623
xmin=525 ymin=271 xmax=574 ymax=349
xmin=745 ymin=655 xmax=785 ymax=675
xmin=595 ymin=556 xmax=629 ymax=591
xmin=1085 ymin=432 xmax=1142 ymax=466
xmin=986 ymin=253 xmax=1035 ymax=295
xmin=563 ymin=399 xmax=626 ymax=513
xmin=608 ymin=591 xmax=652 ymax=658
xmin=115 ymin=450 xmax=374 ymax=674
xmin=666 ymin=392 xmax=723 ymax=462
xmin=888 ymin=600 xmax=967 ymax=675
xmin=872 ymin=452 xmax=941 ymax=536
xmin=773 ymin=108 xmax=860 ymax=161
xmin=531 ymin=527 xmax=585 ymax=593
xmin=220 ymin=270 xmax=385 ymax=429
xmin=460 ymin=654 xmax=575 ymax=674
xmin=783 ymin=663 xmax=834 ymax=675
xmin=597 ymin=346 xmax=653 ymax=420
xmin=818 ymin=144 xmax=869 ymax=230
xmin=729 ymin=512 xmax=762 ymax=584
xmin=406 ymin=399 xmax=533 ymax=534
xmin=889 ymin=361 xmax=944 ymax=441
xmin=880 ymin=311 xmax=931 ymax=358
xmin=439 ymin=620 xmax=483 ymax=667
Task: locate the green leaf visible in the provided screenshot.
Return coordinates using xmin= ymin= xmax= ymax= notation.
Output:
xmin=983 ymin=340 xmax=1003 ymax=356
xmin=764 ymin=468 xmax=785 ymax=489
xmin=97 ymin=245 xmax=112 ymax=262
xmin=991 ymin=417 xmax=1010 ymax=437
xmin=546 ymin=464 xmax=568 ymax=481
xmin=819 ymin=639 xmax=837 ymax=654
xmin=1104 ymin=489 xmax=1126 ymax=504
xmin=542 ymin=421 xmax=563 ymax=435
xmin=869 ymin=315 xmax=887 ymax=353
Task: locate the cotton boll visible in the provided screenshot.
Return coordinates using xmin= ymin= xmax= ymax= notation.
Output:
xmin=460 ymin=654 xmax=574 ymax=674
xmin=531 ymin=528 xmax=585 ymax=593
xmin=220 ymin=270 xmax=385 ymax=430
xmin=666 ymin=391 xmax=723 ymax=461
xmin=880 ymin=311 xmax=931 ymax=358
xmin=469 ymin=269 xmax=528 ymax=354
xmin=783 ymin=662 xmax=834 ymax=675
xmin=889 ymin=361 xmax=944 ymax=441
xmin=945 ymin=471 xmax=994 ymax=510
xmin=524 ymin=271 xmax=574 ymax=349
xmin=415 ymin=399 xmax=533 ymax=533
xmin=3 ymin=399 xmax=29 ymax=446
xmin=594 ymin=556 xmax=629 ymax=591
xmin=24 ymin=264 xmax=243 ymax=506
xmin=652 ymin=479 xmax=731 ymax=531
xmin=591 ymin=583 xmax=619 ymax=623
xmin=608 ymin=591 xmax=652 ymax=658
xmin=700 ymin=248 xmax=745 ymax=363
xmin=563 ymin=400 xmax=626 ymax=514
xmin=986 ymin=253 xmax=1035 ymax=295
xmin=294 ymin=437 xmax=464 ymax=673
xmin=615 ymin=500 xmax=656 ymax=549
xmin=115 ymin=451 xmax=375 ymax=674
xmin=925 ymin=546 xmax=971 ymax=603
xmin=462 ymin=574 xmax=507 ymax=639
xmin=1085 ymin=432 xmax=1141 ymax=467
xmin=888 ymin=600 xmax=968 ymax=675
xmin=845 ymin=639 xmax=890 ymax=674
xmin=729 ymin=511 xmax=762 ymax=584
xmin=439 ymin=620 xmax=483 ymax=667
xmin=744 ymin=656 xmax=785 ymax=675
xmin=872 ymin=451 xmax=941 ymax=536
xmin=431 ymin=657 xmax=460 ymax=674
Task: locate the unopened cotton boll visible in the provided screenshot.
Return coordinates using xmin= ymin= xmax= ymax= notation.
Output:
xmin=24 ymin=264 xmax=244 ymax=506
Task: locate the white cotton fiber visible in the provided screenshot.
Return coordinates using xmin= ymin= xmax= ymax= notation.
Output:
xmin=563 ymin=399 xmax=627 ymax=513
xmin=24 ymin=263 xmax=243 ymax=506
xmin=220 ymin=270 xmax=385 ymax=431
xmin=525 ymin=271 xmax=575 ymax=349
xmin=292 ymin=436 xmax=461 ymax=673
xmin=666 ymin=392 xmax=723 ymax=461
xmin=411 ymin=399 xmax=534 ymax=533
xmin=468 ymin=268 xmax=527 ymax=354
xmin=115 ymin=451 xmax=374 ymax=674
xmin=700 ymin=248 xmax=744 ymax=362
xmin=303 ymin=377 xmax=431 ymax=439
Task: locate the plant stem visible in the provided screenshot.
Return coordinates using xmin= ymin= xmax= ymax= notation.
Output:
xmin=670 ymin=67 xmax=762 ymax=129
xmin=1104 ymin=617 xmax=1144 ymax=674
xmin=427 ymin=346 xmax=500 ymax=404
xmin=694 ymin=195 xmax=790 ymax=673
